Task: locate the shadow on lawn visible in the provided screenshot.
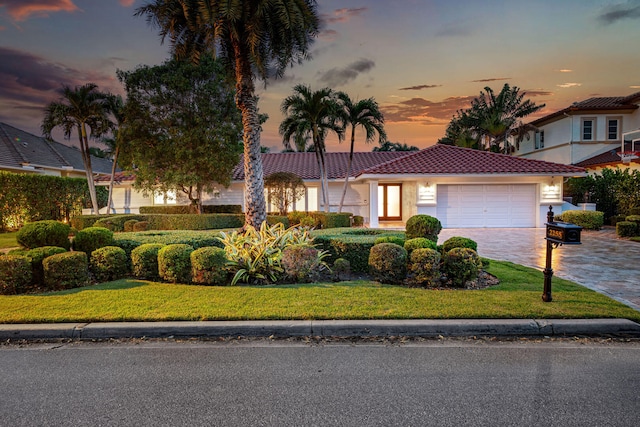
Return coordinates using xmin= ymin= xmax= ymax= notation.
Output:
xmin=36 ymin=279 xmax=149 ymax=296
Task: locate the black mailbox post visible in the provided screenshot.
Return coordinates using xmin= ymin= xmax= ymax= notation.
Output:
xmin=543 ymin=206 xmax=582 ymax=302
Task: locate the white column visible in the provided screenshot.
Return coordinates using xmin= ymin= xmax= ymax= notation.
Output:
xmin=369 ymin=180 xmax=379 ymax=228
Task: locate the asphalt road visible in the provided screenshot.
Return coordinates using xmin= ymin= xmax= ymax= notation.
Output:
xmin=1 ymin=339 xmax=639 ymax=427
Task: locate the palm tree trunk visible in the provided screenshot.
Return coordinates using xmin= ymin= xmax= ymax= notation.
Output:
xmin=338 ymin=126 xmax=356 ymax=213
xmin=235 ymin=49 xmax=267 ymax=229
xmin=105 ymin=145 xmax=119 ymax=214
xmin=80 ymin=123 xmax=99 ymax=214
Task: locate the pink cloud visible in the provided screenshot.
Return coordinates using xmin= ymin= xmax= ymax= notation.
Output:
xmin=322 ymin=7 xmax=367 ymax=24
xmin=119 ymin=0 xmax=135 ymax=6
xmin=0 ymin=0 xmax=79 ymax=21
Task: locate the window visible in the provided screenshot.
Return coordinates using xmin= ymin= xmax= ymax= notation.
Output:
xmin=535 ymin=131 xmax=544 ymax=149
xmin=607 ymin=117 xmax=620 ymax=140
xmin=581 ymin=118 xmax=595 ymax=141
xmin=378 ymin=183 xmax=402 ymax=220
xmin=154 ymin=190 xmax=177 ymax=205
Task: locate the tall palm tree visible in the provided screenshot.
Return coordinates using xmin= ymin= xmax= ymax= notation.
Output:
xmin=336 ymin=93 xmax=386 ymax=212
xmin=102 ymin=94 xmax=125 ymax=214
xmin=280 ymin=85 xmax=344 ymax=212
xmin=42 ymin=83 xmax=112 ymax=214
xmin=136 ymin=0 xmax=320 ymax=228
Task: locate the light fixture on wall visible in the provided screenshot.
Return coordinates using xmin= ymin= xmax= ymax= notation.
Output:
xmin=543 ymin=177 xmax=560 ymax=198
xmin=418 ymin=182 xmax=436 ymax=203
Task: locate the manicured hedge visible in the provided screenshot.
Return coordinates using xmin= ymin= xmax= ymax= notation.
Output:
xmin=555 ymin=210 xmax=604 ymax=230
xmin=16 ymin=220 xmax=71 ymax=250
xmin=140 ymin=205 xmax=242 ymax=214
xmin=114 ymin=230 xmax=223 ymax=250
xmin=309 ymin=212 xmax=352 ymax=229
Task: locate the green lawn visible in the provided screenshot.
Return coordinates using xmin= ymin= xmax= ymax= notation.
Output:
xmin=0 ymin=231 xmax=18 ymax=249
xmin=1 ymin=260 xmax=637 ymax=323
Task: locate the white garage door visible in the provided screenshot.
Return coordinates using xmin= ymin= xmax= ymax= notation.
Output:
xmin=436 ymin=184 xmax=536 ymax=228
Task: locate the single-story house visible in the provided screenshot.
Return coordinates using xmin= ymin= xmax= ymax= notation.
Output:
xmin=0 ymin=122 xmax=114 ymax=177
xmin=98 ymin=144 xmax=586 ymax=228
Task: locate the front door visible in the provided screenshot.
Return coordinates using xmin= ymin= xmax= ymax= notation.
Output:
xmin=378 ymin=183 xmax=402 ymax=220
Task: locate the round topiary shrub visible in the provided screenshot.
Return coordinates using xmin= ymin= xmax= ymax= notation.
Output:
xmin=408 ymin=248 xmax=441 ymax=287
xmin=90 ymin=246 xmax=128 ymax=283
xmin=352 ymin=215 xmax=364 ymax=227
xmin=123 ymin=219 xmax=139 ymax=232
xmin=191 ymin=246 xmax=228 ymax=285
xmin=332 ymin=258 xmax=351 ymax=281
xmin=0 ymin=255 xmax=32 ymax=294
xmin=281 ymin=244 xmax=327 ymax=283
xmin=16 ymin=220 xmax=71 ymax=250
xmin=368 ymin=243 xmax=407 ymax=285
xmin=43 ymin=252 xmax=89 ymax=290
xmin=131 ymin=243 xmax=164 ymax=280
xmin=616 ymin=221 xmax=638 ymax=237
xmin=72 ymin=227 xmax=114 ymax=257
xmin=443 ymin=247 xmax=481 ymax=288
xmin=158 ymin=244 xmax=194 ymax=283
xmin=405 ymin=215 xmax=442 ymax=241
xmin=93 ymin=218 xmax=116 ymax=231
xmin=404 ymin=237 xmax=437 ymax=255
xmin=26 ymin=246 xmax=67 ymax=285
xmin=442 ymin=236 xmax=478 ymax=253
xmin=133 ymin=221 xmax=149 ymax=232
xmin=374 ymin=236 xmax=406 ymax=247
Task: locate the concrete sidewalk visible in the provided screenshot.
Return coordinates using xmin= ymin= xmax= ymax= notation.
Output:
xmin=1 ymin=319 xmax=639 ymax=341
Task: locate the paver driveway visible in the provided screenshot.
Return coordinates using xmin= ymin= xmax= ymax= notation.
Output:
xmin=438 ymin=227 xmax=640 ymax=312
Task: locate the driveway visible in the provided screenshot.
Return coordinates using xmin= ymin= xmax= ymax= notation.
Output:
xmin=438 ymin=227 xmax=640 ymax=312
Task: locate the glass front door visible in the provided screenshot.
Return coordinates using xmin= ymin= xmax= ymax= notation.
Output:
xmin=378 ymin=184 xmax=402 ymax=220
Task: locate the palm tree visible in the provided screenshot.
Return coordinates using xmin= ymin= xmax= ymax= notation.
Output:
xmin=280 ymin=85 xmax=344 ymax=212
xmin=336 ymin=93 xmax=386 ymax=212
xmin=102 ymin=94 xmax=125 ymax=214
xmin=136 ymin=0 xmax=320 ymax=228
xmin=42 ymin=83 xmax=112 ymax=214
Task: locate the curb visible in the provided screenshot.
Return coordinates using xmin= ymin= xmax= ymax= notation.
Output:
xmin=1 ymin=319 xmax=639 ymax=340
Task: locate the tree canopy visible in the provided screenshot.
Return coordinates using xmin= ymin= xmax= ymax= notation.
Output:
xmin=373 ymin=141 xmax=419 ymax=152
xmin=117 ymin=56 xmax=243 ymax=213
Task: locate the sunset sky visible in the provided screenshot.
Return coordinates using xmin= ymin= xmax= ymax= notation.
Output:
xmin=1 ymin=0 xmax=640 ymax=152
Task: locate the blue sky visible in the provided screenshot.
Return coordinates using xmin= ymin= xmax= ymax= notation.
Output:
xmin=1 ymin=0 xmax=639 ymax=152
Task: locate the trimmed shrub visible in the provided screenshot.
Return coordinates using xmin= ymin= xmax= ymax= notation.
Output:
xmin=16 ymin=220 xmax=71 ymax=250
xmin=629 ymin=207 xmax=640 ymax=216
xmin=309 ymin=212 xmax=352 ymax=229
xmin=158 ymin=244 xmax=194 ymax=283
xmin=90 ymin=246 xmax=128 ymax=282
xmin=140 ymin=205 xmax=242 ymax=214
xmin=332 ymin=258 xmax=351 ymax=281
xmin=442 ymin=236 xmax=478 ymax=253
xmin=115 ymin=230 xmax=223 ymax=250
xmin=26 ymin=246 xmax=67 ymax=285
xmin=408 ymin=248 xmax=441 ymax=287
xmin=555 ymin=210 xmax=604 ymax=230
xmin=267 ymin=215 xmax=290 ymax=228
xmin=144 ymin=213 xmax=244 ymax=230
xmin=69 ymin=215 xmax=108 ymax=230
xmin=405 ymin=215 xmax=442 ymax=241
xmin=616 ymin=221 xmax=638 ymax=238
xmin=368 ymin=243 xmax=407 ymax=285
xmin=352 ymin=215 xmax=364 ymax=227
xmin=443 ymin=248 xmax=480 ymax=287
xmin=374 ymin=236 xmax=406 ymax=246
xmin=112 ymin=239 xmax=141 ymax=265
xmin=626 ymin=215 xmax=640 ymax=225
xmin=94 ymin=215 xmax=146 ymax=232
xmin=123 ymin=219 xmax=139 ymax=232
xmin=281 ymin=244 xmax=328 ymax=283
xmin=43 ymin=252 xmax=90 ymax=290
xmin=131 ymin=243 xmax=164 ymax=280
xmin=0 ymin=255 xmax=32 ymax=294
xmin=93 ymin=218 xmax=116 ymax=231
xmin=609 ymin=215 xmax=627 ymax=226
xmin=191 ymin=247 xmax=228 ymax=285
xmin=404 ymin=237 xmax=437 ymax=254
xmin=73 ymin=227 xmax=114 ymax=257
xmin=287 ymin=211 xmax=307 ymax=226
xmin=133 ymin=221 xmax=149 ymax=232
xmin=7 ymin=248 xmax=28 ymax=256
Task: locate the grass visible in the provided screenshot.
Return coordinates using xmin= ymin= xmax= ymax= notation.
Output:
xmin=0 ymin=231 xmax=18 ymax=249
xmin=0 ymin=260 xmax=637 ymax=324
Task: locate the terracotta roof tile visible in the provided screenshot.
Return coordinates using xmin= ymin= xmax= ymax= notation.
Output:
xmin=358 ymin=144 xmax=585 ymax=176
xmin=575 ymin=143 xmax=639 ymax=168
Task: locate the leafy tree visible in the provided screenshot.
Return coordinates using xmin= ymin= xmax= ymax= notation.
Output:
xmin=117 ymin=56 xmax=243 ymax=214
xmin=136 ymin=0 xmax=320 ymax=228
xmin=280 ymin=85 xmax=344 ymax=212
xmin=102 ymin=94 xmax=126 ymax=214
xmin=373 ymin=141 xmax=419 ymax=152
xmin=440 ymin=84 xmax=544 ymax=154
xmin=265 ymin=172 xmax=306 ymax=215
xmin=42 ymin=83 xmax=113 ymax=213
xmin=336 ymin=93 xmax=386 ymax=212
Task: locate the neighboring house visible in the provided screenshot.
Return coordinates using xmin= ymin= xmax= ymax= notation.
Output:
xmin=515 ymin=92 xmax=640 ymax=169
xmin=98 ymin=144 xmax=585 ymax=228
xmin=0 ymin=122 xmax=114 ymax=177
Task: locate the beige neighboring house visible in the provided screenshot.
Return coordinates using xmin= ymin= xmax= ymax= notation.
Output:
xmin=0 ymin=122 xmax=114 ymax=177
xmin=515 ymin=91 xmax=640 ymax=171
xmin=98 ymin=144 xmax=585 ymax=228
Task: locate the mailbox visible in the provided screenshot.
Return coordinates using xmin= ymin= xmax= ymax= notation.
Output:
xmin=545 ymin=221 xmax=582 ymax=245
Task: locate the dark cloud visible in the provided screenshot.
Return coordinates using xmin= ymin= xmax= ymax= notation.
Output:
xmin=382 ymin=96 xmax=476 ymax=124
xmin=522 ymin=89 xmax=553 ymax=97
xmin=471 ymin=77 xmax=511 ymax=83
xmin=321 ymin=7 xmax=367 ymax=24
xmin=399 ymin=84 xmax=442 ymax=91
xmin=317 ymin=58 xmax=375 ymax=87
xmin=597 ymin=2 xmax=640 ymax=25
xmin=0 ymin=0 xmax=80 ymax=21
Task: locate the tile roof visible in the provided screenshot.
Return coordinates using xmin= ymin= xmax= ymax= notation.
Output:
xmin=0 ymin=122 xmax=113 ymax=174
xmin=530 ymin=91 xmax=640 ymax=127
xmin=357 ymin=144 xmax=586 ymax=176
xmin=575 ymin=142 xmax=640 ymax=168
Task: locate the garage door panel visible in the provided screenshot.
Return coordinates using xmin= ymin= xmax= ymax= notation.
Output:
xmin=436 ymin=184 xmax=536 ymax=228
